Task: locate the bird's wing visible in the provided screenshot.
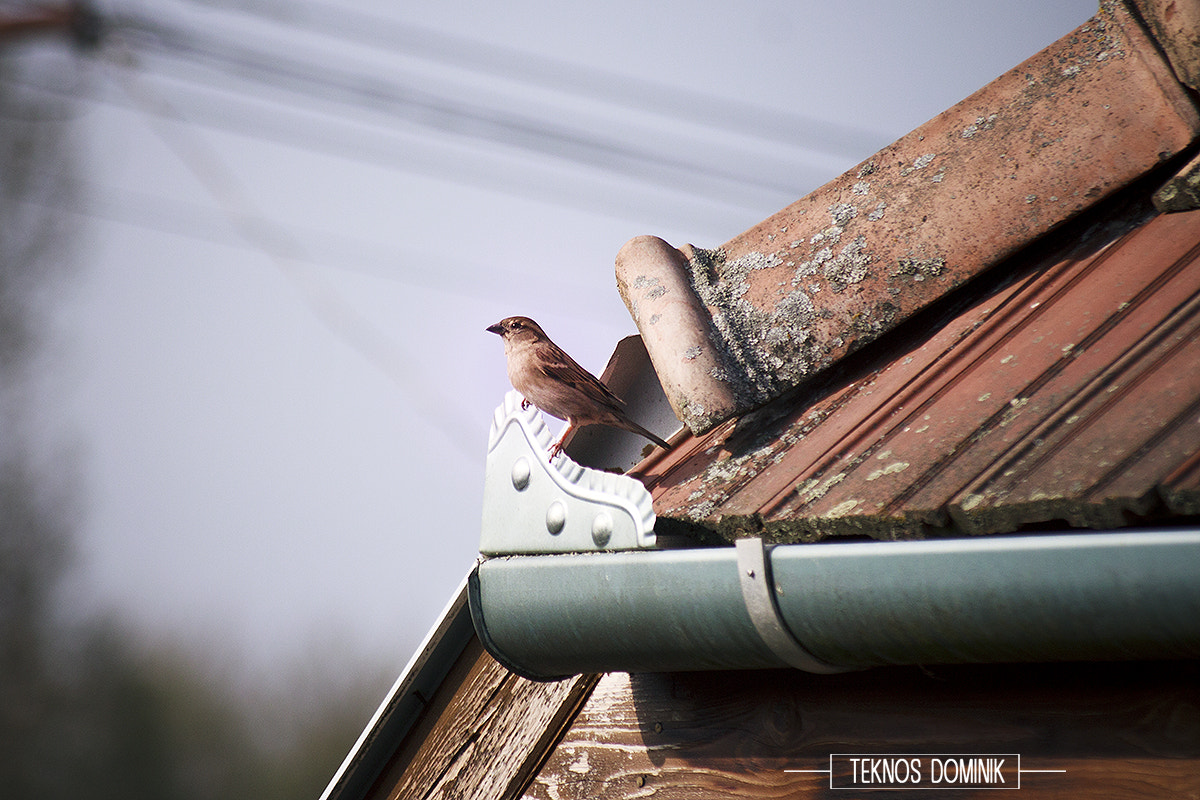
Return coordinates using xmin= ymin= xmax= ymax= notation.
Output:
xmin=537 ymin=342 xmax=626 ymax=410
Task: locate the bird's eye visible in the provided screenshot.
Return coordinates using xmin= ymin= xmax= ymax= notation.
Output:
xmin=511 ymin=320 xmax=522 ymax=329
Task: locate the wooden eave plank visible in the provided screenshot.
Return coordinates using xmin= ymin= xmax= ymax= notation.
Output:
xmin=362 ymin=635 xmax=598 ymax=800
xmin=525 ymin=663 xmax=1200 ymax=799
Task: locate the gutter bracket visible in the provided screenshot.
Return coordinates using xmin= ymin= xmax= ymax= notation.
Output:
xmin=479 ymin=391 xmax=656 ymax=555
xmin=735 ymin=537 xmax=847 ymax=674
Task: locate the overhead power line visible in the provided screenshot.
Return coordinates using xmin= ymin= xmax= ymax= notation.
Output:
xmin=95 ymin=54 xmax=484 ymax=457
xmin=5 ymin=66 xmax=797 ymax=232
xmin=103 ymin=13 xmax=821 ymax=204
xmin=8 ymin=1 xmax=879 ymax=216
xmin=17 ymin=171 xmax=618 ymax=323
xmin=176 ymin=0 xmax=884 ymax=162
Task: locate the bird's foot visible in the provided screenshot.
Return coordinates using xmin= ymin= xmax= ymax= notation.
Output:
xmin=548 ymin=426 xmax=571 ymax=461
xmin=521 ymin=398 xmax=531 ymax=410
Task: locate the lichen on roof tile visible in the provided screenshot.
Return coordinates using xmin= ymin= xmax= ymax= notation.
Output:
xmin=634 ymin=201 xmax=1200 ymax=544
xmin=622 ymin=2 xmax=1200 ymax=435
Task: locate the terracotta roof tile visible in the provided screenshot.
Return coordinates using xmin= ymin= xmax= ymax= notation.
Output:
xmin=1130 ymin=0 xmax=1200 ymax=91
xmin=632 ymin=198 xmax=1200 ymax=542
xmin=619 ymin=2 xmax=1200 ymax=434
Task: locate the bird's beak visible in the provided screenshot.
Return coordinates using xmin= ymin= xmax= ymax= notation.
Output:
xmin=486 ymin=322 xmax=503 ymax=335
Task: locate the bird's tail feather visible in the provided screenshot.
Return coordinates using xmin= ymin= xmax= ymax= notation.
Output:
xmin=622 ymin=419 xmax=671 ymax=451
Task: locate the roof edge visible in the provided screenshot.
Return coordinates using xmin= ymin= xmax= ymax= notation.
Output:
xmin=319 ymin=577 xmax=473 ymax=800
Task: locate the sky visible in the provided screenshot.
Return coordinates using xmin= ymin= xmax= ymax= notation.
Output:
xmin=12 ymin=0 xmax=1097 ymax=676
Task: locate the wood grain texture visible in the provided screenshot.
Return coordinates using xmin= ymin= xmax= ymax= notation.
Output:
xmin=364 ymin=637 xmax=599 ymax=800
xmin=525 ymin=662 xmax=1200 ymax=799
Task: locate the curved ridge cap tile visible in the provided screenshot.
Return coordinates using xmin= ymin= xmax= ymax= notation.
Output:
xmin=615 ymin=235 xmax=737 ymax=434
xmin=617 ymin=5 xmax=1200 ymax=433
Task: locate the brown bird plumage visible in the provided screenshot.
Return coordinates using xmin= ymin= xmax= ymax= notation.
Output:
xmin=487 ymin=316 xmax=671 ymax=458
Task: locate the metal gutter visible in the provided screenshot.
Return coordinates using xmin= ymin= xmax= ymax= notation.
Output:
xmin=469 ymin=529 xmax=1200 ymax=680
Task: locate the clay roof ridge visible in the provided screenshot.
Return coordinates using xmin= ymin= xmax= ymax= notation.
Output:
xmin=618 ymin=2 xmax=1200 ymax=436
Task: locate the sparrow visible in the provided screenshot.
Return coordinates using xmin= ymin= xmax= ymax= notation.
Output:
xmin=487 ymin=316 xmax=671 ymax=458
